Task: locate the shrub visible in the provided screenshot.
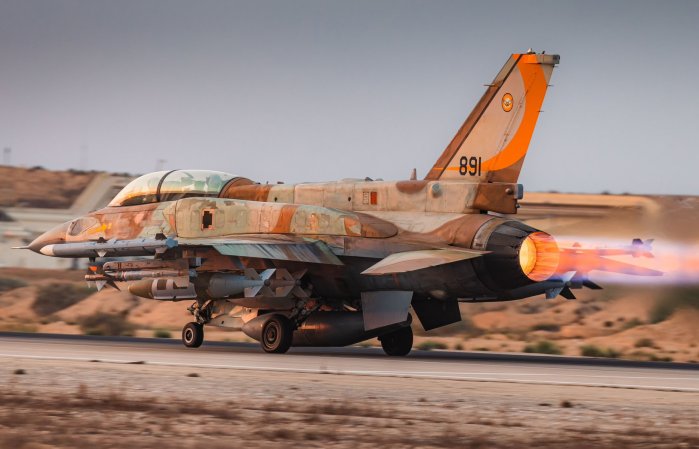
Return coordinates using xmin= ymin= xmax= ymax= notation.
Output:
xmin=649 ymin=355 xmax=673 ymax=362
xmin=622 ymin=318 xmax=644 ymax=330
xmin=153 ymin=329 xmax=172 ymax=338
xmin=531 ymin=323 xmax=561 ymax=332
xmin=649 ymin=302 xmax=676 ymax=324
xmin=421 ymin=315 xmax=482 ymax=337
xmin=523 ymin=340 xmax=562 ymax=355
xmin=580 ymin=344 xmax=620 ymax=358
xmin=417 ymin=341 xmax=448 ymax=351
xmin=0 ymin=277 xmax=27 ymax=293
xmin=80 ymin=312 xmax=134 ymax=336
xmin=32 ymin=283 xmax=92 ymax=316
xmin=649 ymin=287 xmax=699 ymax=323
xmin=634 ymin=338 xmax=655 ymax=348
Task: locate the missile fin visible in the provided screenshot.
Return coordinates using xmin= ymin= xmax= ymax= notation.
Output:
xmin=277 ymin=269 xmax=294 ymax=282
xmin=276 ymin=285 xmax=294 ymax=297
xmin=292 ymin=269 xmax=307 ymax=280
xmin=560 ymin=287 xmax=576 ymax=300
xmin=260 ymin=269 xmax=276 ymax=281
xmin=292 ymin=286 xmax=309 ymax=298
xmin=244 ymin=268 xmax=260 ymax=280
xmin=245 ymin=285 xmax=263 ymax=297
xmin=582 ymin=279 xmax=603 ymax=290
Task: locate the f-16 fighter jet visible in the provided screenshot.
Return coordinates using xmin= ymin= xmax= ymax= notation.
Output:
xmin=19 ymin=51 xmax=654 ymax=355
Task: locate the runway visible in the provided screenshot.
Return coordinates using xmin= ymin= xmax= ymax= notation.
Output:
xmin=1 ymin=332 xmax=697 ymax=392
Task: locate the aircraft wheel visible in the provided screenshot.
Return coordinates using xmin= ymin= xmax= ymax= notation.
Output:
xmin=182 ymin=322 xmax=204 ymax=348
xmin=379 ymin=326 xmax=413 ymax=356
xmin=261 ymin=315 xmax=293 ymax=354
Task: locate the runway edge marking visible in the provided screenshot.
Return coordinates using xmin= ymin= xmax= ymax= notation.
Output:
xmin=1 ymin=353 xmax=697 ymax=393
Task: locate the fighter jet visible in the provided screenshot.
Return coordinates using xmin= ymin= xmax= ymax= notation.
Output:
xmin=19 ymin=51 xmax=648 ymax=355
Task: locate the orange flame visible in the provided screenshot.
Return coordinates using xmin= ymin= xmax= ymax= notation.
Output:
xmin=519 ymin=231 xmax=560 ymax=281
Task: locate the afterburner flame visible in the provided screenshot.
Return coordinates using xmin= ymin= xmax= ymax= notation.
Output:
xmin=519 ymin=231 xmax=560 ymax=281
xmin=556 ymin=237 xmax=699 ymax=285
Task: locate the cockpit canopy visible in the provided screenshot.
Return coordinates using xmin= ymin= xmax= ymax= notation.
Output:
xmin=108 ymin=170 xmax=251 ymax=207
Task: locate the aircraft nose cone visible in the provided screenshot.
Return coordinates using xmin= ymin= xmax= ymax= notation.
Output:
xmin=28 ymin=222 xmax=69 ymax=254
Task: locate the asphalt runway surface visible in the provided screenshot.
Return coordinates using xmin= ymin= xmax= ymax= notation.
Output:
xmin=1 ymin=332 xmax=697 ymax=392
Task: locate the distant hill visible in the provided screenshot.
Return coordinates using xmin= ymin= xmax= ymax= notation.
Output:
xmin=0 ymin=166 xmax=101 ymax=209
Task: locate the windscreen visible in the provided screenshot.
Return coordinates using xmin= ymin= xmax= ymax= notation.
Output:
xmin=108 ymin=170 xmax=235 ymax=206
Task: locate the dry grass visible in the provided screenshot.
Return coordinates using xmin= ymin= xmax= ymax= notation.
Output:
xmin=0 ymin=383 xmax=697 ymax=449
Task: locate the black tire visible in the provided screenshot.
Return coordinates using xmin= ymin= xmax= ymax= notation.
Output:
xmin=182 ymin=322 xmax=204 ymax=348
xmin=379 ymin=326 xmax=413 ymax=356
xmin=261 ymin=315 xmax=293 ymax=354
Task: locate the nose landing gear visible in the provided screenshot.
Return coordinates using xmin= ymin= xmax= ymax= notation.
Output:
xmin=182 ymin=322 xmax=204 ymax=348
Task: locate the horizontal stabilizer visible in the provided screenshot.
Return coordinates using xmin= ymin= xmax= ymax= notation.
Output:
xmin=361 ymin=249 xmax=485 ymax=276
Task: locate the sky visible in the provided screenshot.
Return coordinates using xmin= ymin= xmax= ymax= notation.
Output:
xmin=1 ymin=0 xmax=698 ymax=195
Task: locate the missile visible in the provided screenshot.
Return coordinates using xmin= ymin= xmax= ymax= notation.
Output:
xmin=204 ymin=270 xmax=274 ymax=298
xmin=128 ymin=277 xmax=196 ymax=301
xmin=107 ymin=269 xmax=194 ymax=281
xmin=126 ymin=269 xmax=309 ymax=301
xmin=198 ymin=269 xmax=308 ymax=299
xmin=40 ymin=237 xmax=178 ymax=258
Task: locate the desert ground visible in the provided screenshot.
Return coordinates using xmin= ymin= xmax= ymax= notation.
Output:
xmin=1 ymin=353 xmax=697 ymax=449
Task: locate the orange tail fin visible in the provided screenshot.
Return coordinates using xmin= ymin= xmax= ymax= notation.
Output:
xmin=425 ymin=51 xmax=559 ymax=183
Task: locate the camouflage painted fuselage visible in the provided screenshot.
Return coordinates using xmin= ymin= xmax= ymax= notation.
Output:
xmin=24 ymin=52 xmax=569 ymax=350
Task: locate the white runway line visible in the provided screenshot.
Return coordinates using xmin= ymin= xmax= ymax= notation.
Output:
xmin=1 ymin=352 xmax=698 ymax=393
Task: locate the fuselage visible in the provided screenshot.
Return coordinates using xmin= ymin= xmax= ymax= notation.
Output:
xmin=28 ymin=172 xmax=561 ymax=302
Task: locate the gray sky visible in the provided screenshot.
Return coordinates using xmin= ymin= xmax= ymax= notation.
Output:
xmin=1 ymin=0 xmax=698 ymax=194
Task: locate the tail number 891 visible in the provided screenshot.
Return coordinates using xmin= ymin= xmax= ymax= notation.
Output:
xmin=459 ymin=156 xmax=482 ymax=176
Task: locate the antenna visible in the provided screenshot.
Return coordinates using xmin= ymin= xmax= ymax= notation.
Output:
xmin=2 ymin=147 xmax=10 ymax=166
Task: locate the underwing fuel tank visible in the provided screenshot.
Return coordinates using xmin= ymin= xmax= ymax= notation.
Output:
xmin=241 ymin=311 xmax=410 ymax=347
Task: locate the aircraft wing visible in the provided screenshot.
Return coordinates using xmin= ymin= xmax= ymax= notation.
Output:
xmin=361 ymin=248 xmax=485 ymax=275
xmin=178 ymin=236 xmax=344 ymax=265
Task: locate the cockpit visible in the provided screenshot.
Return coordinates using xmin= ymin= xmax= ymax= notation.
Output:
xmin=108 ymin=170 xmax=252 ymax=207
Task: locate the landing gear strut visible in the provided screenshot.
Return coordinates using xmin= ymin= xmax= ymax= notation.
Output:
xmin=182 ymin=322 xmax=204 ymax=348
xmin=261 ymin=314 xmax=293 ymax=354
xmin=379 ymin=326 xmax=413 ymax=356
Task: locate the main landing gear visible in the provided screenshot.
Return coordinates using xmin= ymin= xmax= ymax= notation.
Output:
xmin=182 ymin=322 xmax=204 ymax=348
xmin=378 ymin=326 xmax=413 ymax=356
xmin=260 ymin=314 xmax=293 ymax=354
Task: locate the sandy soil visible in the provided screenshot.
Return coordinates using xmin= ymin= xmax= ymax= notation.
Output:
xmin=1 ymin=357 xmax=697 ymax=449
xmin=1 ymin=267 xmax=698 ymax=362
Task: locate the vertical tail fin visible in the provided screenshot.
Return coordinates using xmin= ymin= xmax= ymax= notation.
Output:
xmin=425 ymin=51 xmax=559 ymax=183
